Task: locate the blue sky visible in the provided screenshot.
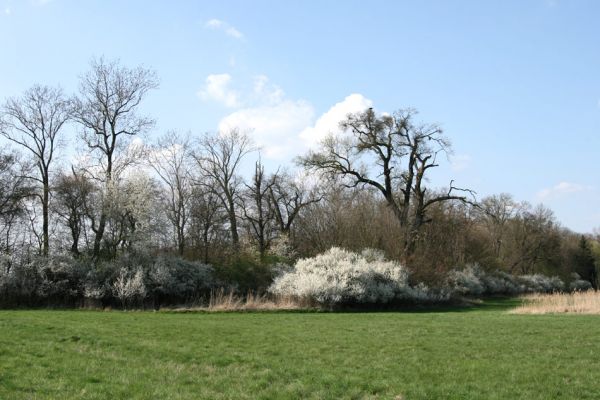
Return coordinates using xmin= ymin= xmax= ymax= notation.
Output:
xmin=1 ymin=0 xmax=599 ymax=232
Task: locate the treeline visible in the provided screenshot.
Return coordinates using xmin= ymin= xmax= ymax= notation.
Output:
xmin=0 ymin=58 xmax=598 ymax=307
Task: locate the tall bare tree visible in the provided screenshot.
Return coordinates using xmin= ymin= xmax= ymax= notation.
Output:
xmin=268 ymin=170 xmax=322 ymax=236
xmin=148 ymin=131 xmax=193 ymax=255
xmin=300 ymin=108 xmax=474 ymax=256
xmin=0 ymin=85 xmax=70 ymax=256
xmin=242 ymin=159 xmax=276 ymax=258
xmin=0 ymin=148 xmax=34 ymax=255
xmin=71 ymin=58 xmax=158 ymax=258
xmin=193 ymin=129 xmax=254 ymax=250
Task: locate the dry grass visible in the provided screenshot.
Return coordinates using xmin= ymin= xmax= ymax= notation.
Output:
xmin=510 ymin=290 xmax=600 ymax=314
xmin=168 ymin=289 xmax=312 ymax=312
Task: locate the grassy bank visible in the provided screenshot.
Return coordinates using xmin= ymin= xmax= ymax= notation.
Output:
xmin=0 ymin=300 xmax=598 ymax=399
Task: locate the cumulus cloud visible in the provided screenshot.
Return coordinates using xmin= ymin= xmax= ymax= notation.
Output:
xmin=219 ymin=99 xmax=315 ymax=159
xmin=299 ymin=94 xmax=373 ymax=149
xmin=204 ymin=19 xmax=244 ymax=40
xmin=198 ymin=74 xmax=240 ymax=108
xmin=206 ymin=73 xmax=372 ymax=160
xmin=537 ymin=182 xmax=591 ymax=200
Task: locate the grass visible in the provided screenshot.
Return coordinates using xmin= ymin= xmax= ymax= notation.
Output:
xmin=1 ymin=299 xmax=599 ymax=399
xmin=511 ymin=290 xmax=600 ymax=314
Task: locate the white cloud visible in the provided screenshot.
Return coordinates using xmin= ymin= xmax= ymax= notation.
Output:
xmin=211 ymin=74 xmax=372 ymax=160
xmin=219 ymin=99 xmax=315 ymax=159
xmin=537 ymin=181 xmax=592 ymax=200
xmin=204 ymin=18 xmax=244 ymax=40
xmin=198 ymin=74 xmax=240 ymax=108
xmin=4 ymin=7 xmax=10 ymax=15
xmin=299 ymin=94 xmax=373 ymax=149
xmin=450 ymin=154 xmax=471 ymax=172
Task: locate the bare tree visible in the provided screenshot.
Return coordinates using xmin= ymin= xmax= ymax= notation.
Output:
xmin=300 ymin=108 xmax=474 ymax=256
xmin=0 ymin=148 xmax=34 ymax=255
xmin=71 ymin=58 xmax=158 ymax=258
xmin=148 ymin=131 xmax=193 ymax=255
xmin=0 ymin=85 xmax=70 ymax=256
xmin=189 ymin=185 xmax=226 ymax=263
xmin=52 ymin=168 xmax=95 ymax=256
xmin=242 ymin=159 xmax=276 ymax=258
xmin=268 ymin=170 xmax=322 ymax=236
xmin=193 ymin=129 xmax=254 ymax=250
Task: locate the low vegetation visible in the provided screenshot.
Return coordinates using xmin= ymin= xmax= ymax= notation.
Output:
xmin=2 ymin=301 xmax=600 ymax=399
xmin=511 ymin=290 xmax=600 ymax=314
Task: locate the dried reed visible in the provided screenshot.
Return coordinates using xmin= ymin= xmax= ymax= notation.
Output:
xmin=510 ymin=290 xmax=600 ymax=314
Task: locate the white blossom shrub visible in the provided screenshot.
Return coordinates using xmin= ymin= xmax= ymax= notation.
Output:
xmin=446 ymin=265 xmax=486 ymax=296
xmin=269 ymin=247 xmax=419 ymax=305
xmin=113 ymin=267 xmax=146 ymax=308
xmin=446 ymin=264 xmax=564 ymax=296
xmin=568 ymin=273 xmax=593 ymax=292
xmin=148 ymin=256 xmax=215 ymax=301
xmin=515 ymin=274 xmax=563 ymax=293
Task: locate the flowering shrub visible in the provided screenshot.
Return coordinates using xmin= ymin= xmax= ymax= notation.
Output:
xmin=446 ymin=265 xmax=486 ymax=296
xmin=113 ymin=267 xmax=146 ymax=308
xmin=446 ymin=264 xmax=564 ymax=296
xmin=568 ymin=273 xmax=593 ymax=292
xmin=269 ymin=247 xmax=422 ymax=305
xmin=148 ymin=256 xmax=215 ymax=301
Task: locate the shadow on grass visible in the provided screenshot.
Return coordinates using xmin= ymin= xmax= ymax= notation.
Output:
xmin=327 ymin=297 xmax=524 ymax=314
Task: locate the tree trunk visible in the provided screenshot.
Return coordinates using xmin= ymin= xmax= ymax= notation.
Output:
xmin=42 ymin=178 xmax=50 ymax=257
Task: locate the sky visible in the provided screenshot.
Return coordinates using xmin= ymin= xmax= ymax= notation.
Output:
xmin=0 ymin=0 xmax=599 ymax=233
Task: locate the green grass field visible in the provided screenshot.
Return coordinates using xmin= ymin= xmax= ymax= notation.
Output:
xmin=1 ymin=300 xmax=599 ymax=399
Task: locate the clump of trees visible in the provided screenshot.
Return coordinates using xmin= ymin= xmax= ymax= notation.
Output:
xmin=0 ymin=58 xmax=598 ymax=308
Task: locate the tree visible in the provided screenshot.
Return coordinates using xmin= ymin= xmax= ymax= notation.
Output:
xmin=242 ymin=159 xmax=276 ymax=258
xmin=299 ymin=108 xmax=474 ymax=256
xmin=52 ymin=168 xmax=95 ymax=256
xmin=573 ymin=235 xmax=597 ymax=289
xmin=193 ymin=129 xmax=254 ymax=250
xmin=0 ymin=148 xmax=34 ymax=254
xmin=189 ymin=186 xmax=226 ymax=263
xmin=268 ymin=170 xmax=322 ymax=237
xmin=0 ymin=85 xmax=70 ymax=256
xmin=478 ymin=194 xmax=523 ymax=258
xmin=71 ymin=58 xmax=158 ymax=258
xmin=148 ymin=132 xmax=193 ymax=255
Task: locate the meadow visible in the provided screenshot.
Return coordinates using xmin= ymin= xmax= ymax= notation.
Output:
xmin=1 ymin=300 xmax=599 ymax=399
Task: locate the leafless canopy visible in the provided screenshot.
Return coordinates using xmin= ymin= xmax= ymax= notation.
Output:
xmin=71 ymin=57 xmax=158 ymax=258
xmin=299 ymin=107 xmax=476 ymax=255
xmin=0 ymin=85 xmax=70 ymax=255
xmin=193 ymin=129 xmax=255 ymax=248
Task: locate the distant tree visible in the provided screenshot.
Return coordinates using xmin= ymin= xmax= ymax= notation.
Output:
xmin=299 ymin=108 xmax=474 ymax=256
xmin=148 ymin=131 xmax=193 ymax=255
xmin=573 ymin=235 xmax=597 ymax=289
xmin=0 ymin=148 xmax=34 ymax=254
xmin=478 ymin=194 xmax=523 ymax=258
xmin=242 ymin=159 xmax=276 ymax=258
xmin=189 ymin=186 xmax=226 ymax=263
xmin=505 ymin=204 xmax=561 ymax=274
xmin=52 ymin=168 xmax=95 ymax=256
xmin=193 ymin=129 xmax=254 ymax=250
xmin=71 ymin=58 xmax=158 ymax=258
xmin=268 ymin=170 xmax=322 ymax=237
xmin=0 ymin=85 xmax=70 ymax=256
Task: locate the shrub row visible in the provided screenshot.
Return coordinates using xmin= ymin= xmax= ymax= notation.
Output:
xmin=269 ymin=248 xmax=592 ymax=306
xmin=0 ymin=254 xmax=215 ymax=308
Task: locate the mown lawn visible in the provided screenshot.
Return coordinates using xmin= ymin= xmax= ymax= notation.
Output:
xmin=1 ymin=300 xmax=599 ymax=399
